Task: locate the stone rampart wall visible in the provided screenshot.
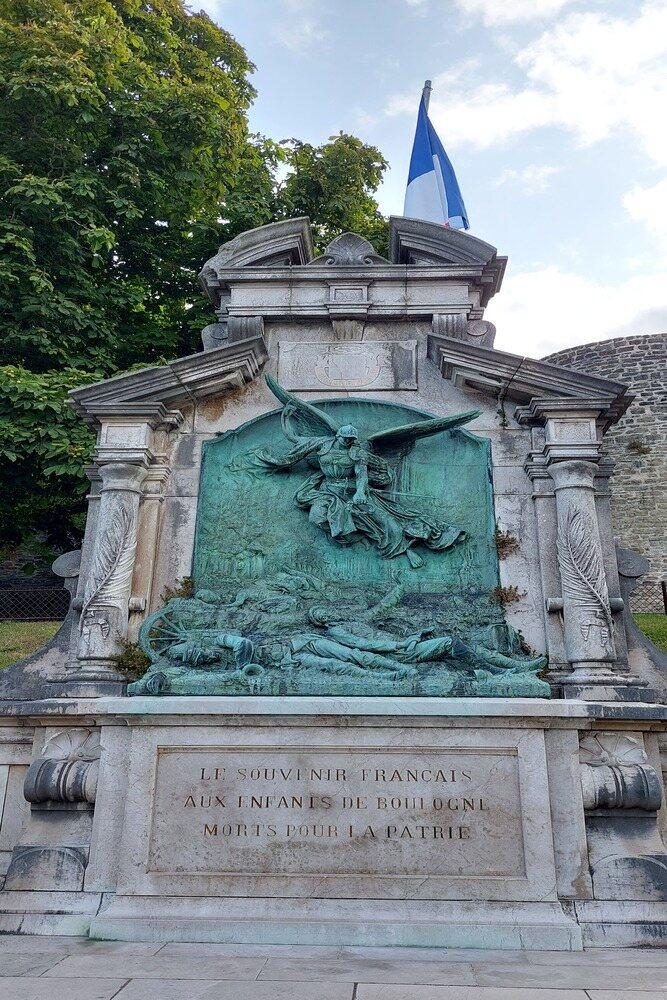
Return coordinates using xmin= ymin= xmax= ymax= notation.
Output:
xmin=545 ymin=333 xmax=667 ymax=611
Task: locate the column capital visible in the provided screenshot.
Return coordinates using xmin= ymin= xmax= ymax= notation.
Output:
xmin=515 ymin=396 xmax=617 ymax=426
xmin=517 ymin=397 xmax=611 ymax=466
xmin=98 ymin=460 xmax=149 ymax=494
xmin=547 ymin=459 xmax=598 ymax=491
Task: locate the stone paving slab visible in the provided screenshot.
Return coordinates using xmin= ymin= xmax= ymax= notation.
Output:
xmin=1 ymin=936 xmax=667 ymax=999
xmin=41 ymin=955 xmax=266 ymax=980
xmin=586 ymin=990 xmax=667 ymax=1000
xmin=587 ymin=994 xmax=667 ymax=1000
xmin=257 ymin=957 xmax=477 ymax=984
xmin=526 ymin=952 xmax=667 ymax=967
xmin=0 ymin=936 xmax=161 ymax=956
xmin=0 ymin=953 xmax=62 ymax=976
xmin=472 ymin=965 xmax=667 ymax=991
xmin=356 ymin=989 xmax=591 ymax=1000
xmin=113 ymin=980 xmax=354 ymax=999
xmin=0 ymin=979 xmax=128 ymax=1000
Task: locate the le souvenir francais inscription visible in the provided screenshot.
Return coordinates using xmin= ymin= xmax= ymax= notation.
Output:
xmin=148 ymin=747 xmax=526 ymax=878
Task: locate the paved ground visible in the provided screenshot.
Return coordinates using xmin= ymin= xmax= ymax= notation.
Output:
xmin=1 ymin=936 xmax=667 ymax=999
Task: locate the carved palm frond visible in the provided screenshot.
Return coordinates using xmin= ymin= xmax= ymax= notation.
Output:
xmin=80 ymin=502 xmax=135 ymax=631
xmin=556 ymin=505 xmax=613 ymax=633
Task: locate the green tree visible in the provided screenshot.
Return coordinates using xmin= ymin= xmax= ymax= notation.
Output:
xmin=0 ymin=0 xmax=388 ymax=552
xmin=276 ymin=133 xmax=388 ymax=255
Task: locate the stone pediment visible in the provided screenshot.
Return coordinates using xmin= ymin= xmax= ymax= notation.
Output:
xmin=427 ymin=333 xmax=632 ymax=428
xmin=69 ymin=336 xmax=268 ymax=427
xmin=390 ymin=217 xmax=506 ymax=306
xmin=199 ymin=218 xmax=314 ymax=304
xmin=198 ymin=218 xmax=506 ymax=317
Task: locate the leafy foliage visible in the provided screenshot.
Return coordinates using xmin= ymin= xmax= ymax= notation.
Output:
xmin=0 ymin=0 xmax=388 ymax=550
xmin=276 ymin=134 xmax=388 ymax=254
xmin=112 ymin=639 xmax=151 ymax=681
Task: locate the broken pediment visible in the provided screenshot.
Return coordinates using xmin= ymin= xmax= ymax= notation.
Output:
xmin=70 ymin=218 xmax=628 ymax=437
xmin=427 ymin=333 xmax=631 ymax=428
xmin=199 ymin=218 xmax=314 ymax=305
xmin=389 ymin=216 xmax=506 ymax=306
xmin=69 ymin=336 xmax=268 ymax=428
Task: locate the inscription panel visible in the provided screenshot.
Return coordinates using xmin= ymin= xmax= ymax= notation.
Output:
xmin=277 ymin=341 xmax=417 ymax=391
xmin=149 ymin=746 xmax=525 ymax=878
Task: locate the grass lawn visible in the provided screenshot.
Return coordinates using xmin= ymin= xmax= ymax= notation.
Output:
xmin=634 ymin=613 xmax=667 ymax=653
xmin=0 ymin=620 xmax=61 ymax=669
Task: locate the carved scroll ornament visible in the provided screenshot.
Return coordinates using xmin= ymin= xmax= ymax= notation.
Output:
xmin=579 ymin=733 xmax=662 ymax=812
xmin=24 ymin=729 xmax=100 ymax=805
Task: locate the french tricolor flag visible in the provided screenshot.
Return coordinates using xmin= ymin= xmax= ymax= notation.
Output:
xmin=404 ymin=84 xmax=469 ymax=231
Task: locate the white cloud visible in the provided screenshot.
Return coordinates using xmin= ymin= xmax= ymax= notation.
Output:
xmin=486 ymin=266 xmax=667 ymax=357
xmin=405 ymin=0 xmax=577 ymax=23
xmin=455 ymin=0 xmax=576 ymax=26
xmin=624 ymin=177 xmax=667 ymax=240
xmin=387 ymin=3 xmax=667 ymax=167
xmin=277 ymin=17 xmax=325 ymax=50
xmin=276 ymin=0 xmax=326 ymax=51
xmin=493 ymin=164 xmax=560 ymax=193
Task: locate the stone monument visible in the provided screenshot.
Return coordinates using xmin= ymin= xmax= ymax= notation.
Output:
xmin=0 ymin=217 xmax=666 ymax=949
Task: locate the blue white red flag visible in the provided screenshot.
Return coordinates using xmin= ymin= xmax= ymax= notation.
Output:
xmin=404 ymin=95 xmax=469 ymax=230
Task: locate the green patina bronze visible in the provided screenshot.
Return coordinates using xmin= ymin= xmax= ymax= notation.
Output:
xmin=128 ymin=378 xmax=550 ymax=697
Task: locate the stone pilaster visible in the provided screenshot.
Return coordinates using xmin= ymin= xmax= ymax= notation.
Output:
xmin=549 ymin=459 xmax=617 ymax=679
xmin=70 ymin=460 xmax=149 ymax=684
xmin=127 ymin=460 xmax=170 ymax=642
xmin=518 ymin=398 xmax=648 ymax=702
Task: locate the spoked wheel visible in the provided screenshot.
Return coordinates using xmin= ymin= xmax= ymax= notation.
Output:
xmin=139 ymin=603 xmax=190 ymax=663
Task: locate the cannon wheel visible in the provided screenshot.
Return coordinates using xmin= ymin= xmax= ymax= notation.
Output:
xmin=139 ymin=604 xmax=190 ymax=663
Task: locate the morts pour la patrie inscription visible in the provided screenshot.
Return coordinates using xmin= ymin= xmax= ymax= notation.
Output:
xmin=148 ymin=748 xmax=526 ymax=878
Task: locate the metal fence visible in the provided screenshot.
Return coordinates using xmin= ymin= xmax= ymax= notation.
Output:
xmin=1 ymin=582 xmax=663 ymax=621
xmin=0 ymin=588 xmax=70 ymax=622
xmin=629 ymin=582 xmax=667 ymax=616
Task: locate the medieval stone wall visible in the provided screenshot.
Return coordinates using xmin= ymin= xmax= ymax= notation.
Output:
xmin=544 ymin=333 xmax=667 ymax=611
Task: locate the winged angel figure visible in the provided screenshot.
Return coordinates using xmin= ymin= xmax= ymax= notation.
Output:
xmin=252 ymin=375 xmax=481 ymax=568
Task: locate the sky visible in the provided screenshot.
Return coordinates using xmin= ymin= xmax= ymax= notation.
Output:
xmin=201 ymin=0 xmax=667 ymax=358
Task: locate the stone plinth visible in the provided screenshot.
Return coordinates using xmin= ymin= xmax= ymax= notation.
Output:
xmin=2 ymin=697 xmax=667 ymax=949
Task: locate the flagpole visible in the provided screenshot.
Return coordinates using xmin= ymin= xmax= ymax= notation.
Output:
xmin=422 ymin=79 xmax=432 ymax=113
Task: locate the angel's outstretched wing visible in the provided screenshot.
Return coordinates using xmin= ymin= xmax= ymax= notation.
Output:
xmin=367 ymin=409 xmax=481 ymax=455
xmin=265 ymin=374 xmax=339 ymax=442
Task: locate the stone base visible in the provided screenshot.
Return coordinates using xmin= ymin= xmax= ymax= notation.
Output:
xmin=561 ymin=684 xmax=656 ymax=703
xmin=0 ymin=889 xmax=102 ymax=936
xmin=2 ymin=696 xmax=666 ymax=952
xmin=89 ymin=897 xmax=582 ymax=950
xmin=48 ymin=660 xmax=128 ymax=698
xmin=576 ymin=901 xmax=667 ymax=947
